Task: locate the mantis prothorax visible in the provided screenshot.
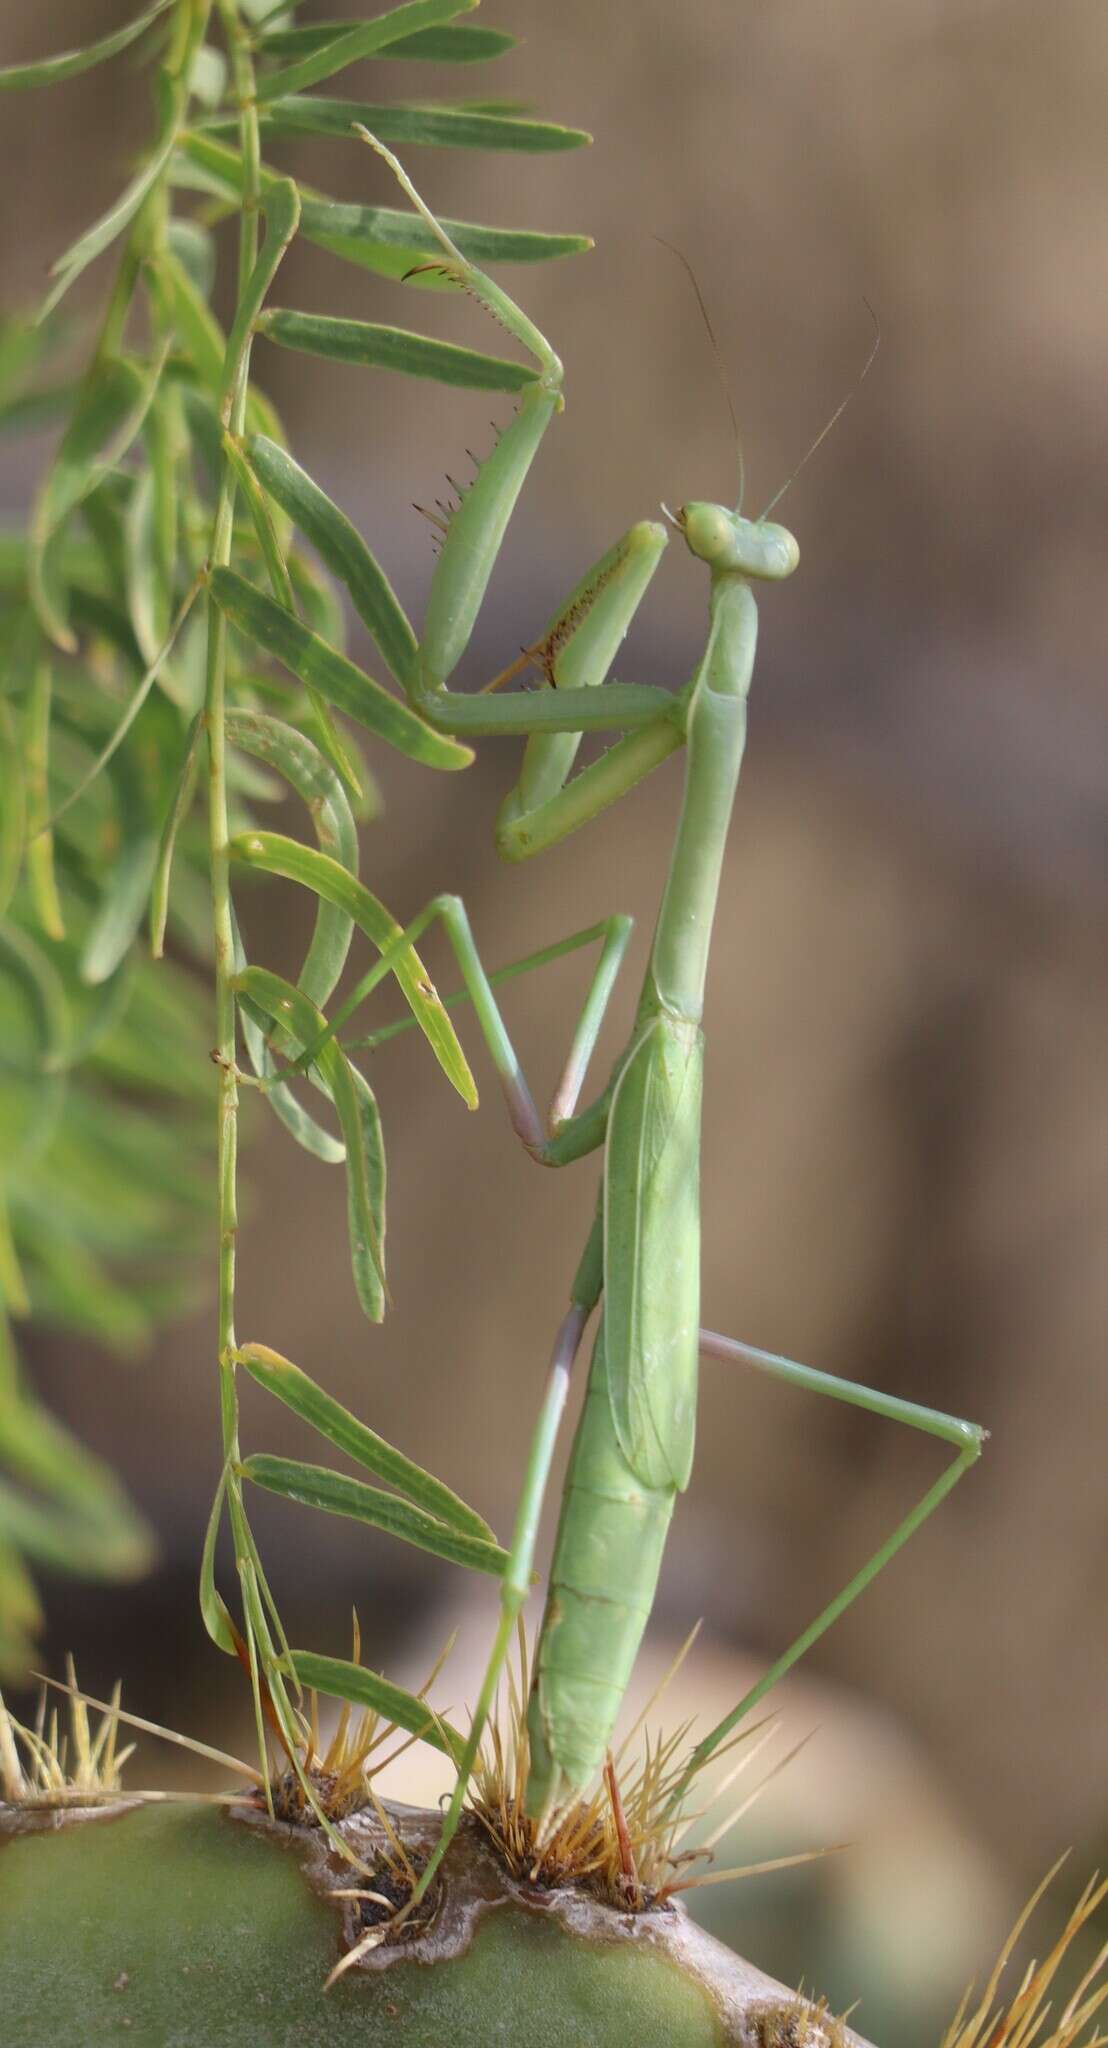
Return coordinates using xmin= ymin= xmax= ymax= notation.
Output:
xmin=238 ymin=134 xmax=984 ymax=1904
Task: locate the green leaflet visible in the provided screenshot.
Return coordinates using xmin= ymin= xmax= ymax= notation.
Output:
xmin=233 ymin=964 xmax=386 ymax=1321
xmin=256 ymin=308 xmax=538 ymax=393
xmin=149 ymin=714 xmax=202 ymax=957
xmin=259 ymin=22 xmax=516 ymax=65
xmin=288 ymin=1650 xmax=464 ymax=1762
xmin=0 ymin=705 xmax=25 ymax=919
xmin=240 ymin=1453 xmax=509 ymax=1577
xmin=210 ymin=566 xmax=472 ymax=771
xmin=229 ymin=831 xmax=478 ymax=1109
xmin=248 ymin=98 xmax=590 ymax=155
xmin=0 ymin=0 xmax=174 ymax=91
xmin=30 ymin=348 xmax=168 ymax=651
xmin=126 ymin=395 xmax=178 ymax=668
xmin=199 ymin=1466 xmax=237 ymax=1656
xmin=43 ymin=69 xmax=185 ymax=318
xmin=175 ymin=135 xmax=592 ymax=281
xmin=256 ymin=0 xmax=476 ymax=99
xmin=224 ymin=709 xmax=357 ymax=1013
xmin=245 ymin=434 xmax=416 ymax=692
xmin=155 ymin=247 xmax=230 ymax=393
xmin=22 ymin=659 xmax=64 ymax=941
xmin=221 ymin=437 xmax=364 ymax=805
xmin=80 ymin=743 xmax=159 ymax=988
xmin=0 ymin=1480 xmax=130 ymax=1576
xmin=235 ymin=964 xmax=347 ymax=1168
xmin=235 ymin=1340 xmax=494 ymax=1540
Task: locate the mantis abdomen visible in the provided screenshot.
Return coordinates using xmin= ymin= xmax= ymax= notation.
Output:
xmin=526 ymin=1317 xmax=681 ymax=1811
xmin=527 ymin=1017 xmax=704 ymax=1818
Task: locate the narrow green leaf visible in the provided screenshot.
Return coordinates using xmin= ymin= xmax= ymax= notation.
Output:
xmin=124 ymin=470 xmax=170 ymax=666
xmin=80 ymin=728 xmax=160 ymax=986
xmin=0 ymin=1393 xmax=147 ymax=1540
xmin=239 ymin=1000 xmax=347 ymax=1165
xmin=0 ymin=701 xmax=26 ymax=918
xmin=241 ymin=1454 xmax=507 ymax=1576
xmin=156 ymin=247 xmax=227 ymax=393
xmin=224 ymin=708 xmax=357 ymax=1011
xmin=257 ymin=307 xmax=536 ymax=393
xmin=43 ymin=69 xmax=185 ymax=318
xmin=235 ymin=1340 xmax=495 ymax=1540
xmin=150 ymin=713 xmax=202 ymax=957
xmin=82 ymin=832 xmax=158 ymax=986
xmin=210 ymin=566 xmax=472 ymax=772
xmin=259 ymin=22 xmax=516 ymax=64
xmin=176 ymin=135 xmax=593 ymax=278
xmin=0 ymin=1201 xmax=29 ymax=1318
xmin=234 ymin=964 xmax=386 ymax=1319
xmin=245 ymin=434 xmax=416 ymax=691
xmin=166 ymin=216 xmax=216 ymax=301
xmin=256 ymin=0 xmax=475 ymax=100
xmin=230 ymin=833 xmax=478 ymax=1108
xmin=288 ymin=1650 xmax=464 ymax=1760
xmin=0 ymin=0 xmax=173 ymax=91
xmin=0 ymin=1480 xmax=142 ymax=1576
xmin=222 ymin=435 xmax=363 ymax=806
xmin=199 ymin=1466 xmax=237 ymax=1656
xmin=30 ymin=347 xmax=168 ymax=651
xmin=23 ymin=657 xmax=64 ymax=940
xmin=252 ymin=97 xmax=591 ymax=154
xmin=231 ymin=906 xmax=347 ymax=1165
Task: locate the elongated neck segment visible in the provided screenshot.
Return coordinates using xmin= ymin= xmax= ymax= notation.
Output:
xmin=648 ymin=574 xmax=758 ymax=1026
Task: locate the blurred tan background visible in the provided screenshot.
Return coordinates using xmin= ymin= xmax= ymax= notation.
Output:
xmin=3 ymin=2 xmax=1107 ymax=2040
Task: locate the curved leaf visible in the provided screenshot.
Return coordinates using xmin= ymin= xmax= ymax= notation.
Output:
xmin=224 ymin=707 xmax=357 ymax=1011
xmin=0 ymin=0 xmax=173 ymax=92
xmin=229 ymin=831 xmax=477 ymax=1108
xmin=43 ymin=69 xmax=185 ymax=318
xmin=231 ymin=907 xmax=346 ymax=1167
xmin=235 ymin=1340 xmax=495 ymax=1540
xmin=233 ymin=964 xmax=386 ymax=1320
xmin=288 ymin=1649 xmax=464 ymax=1761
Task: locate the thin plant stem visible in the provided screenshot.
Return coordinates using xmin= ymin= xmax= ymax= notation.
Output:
xmin=206 ymin=0 xmax=261 ymax=1535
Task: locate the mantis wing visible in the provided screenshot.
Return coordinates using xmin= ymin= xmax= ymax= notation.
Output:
xmin=603 ymin=1017 xmax=703 ymax=1491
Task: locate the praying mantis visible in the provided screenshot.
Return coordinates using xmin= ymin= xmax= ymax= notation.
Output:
xmin=224 ymin=132 xmax=985 ymax=1898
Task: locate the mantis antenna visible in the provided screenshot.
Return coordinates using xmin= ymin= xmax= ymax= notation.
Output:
xmin=758 ymin=298 xmax=882 ymax=520
xmin=653 ymin=235 xmax=745 ymax=513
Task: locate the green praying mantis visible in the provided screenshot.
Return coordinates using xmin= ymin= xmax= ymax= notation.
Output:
xmin=219 ymin=132 xmax=986 ymax=1896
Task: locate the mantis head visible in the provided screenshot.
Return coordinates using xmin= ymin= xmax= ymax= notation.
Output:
xmin=670 ymin=502 xmax=800 ymax=581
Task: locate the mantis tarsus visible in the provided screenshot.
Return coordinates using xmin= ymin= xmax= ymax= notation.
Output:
xmin=233 ymin=132 xmax=985 ymax=1903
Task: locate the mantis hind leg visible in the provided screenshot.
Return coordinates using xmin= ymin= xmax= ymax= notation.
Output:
xmin=666 ymin=1330 xmax=985 ymax=1804
xmin=406 ymin=1216 xmax=605 ymax=1908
